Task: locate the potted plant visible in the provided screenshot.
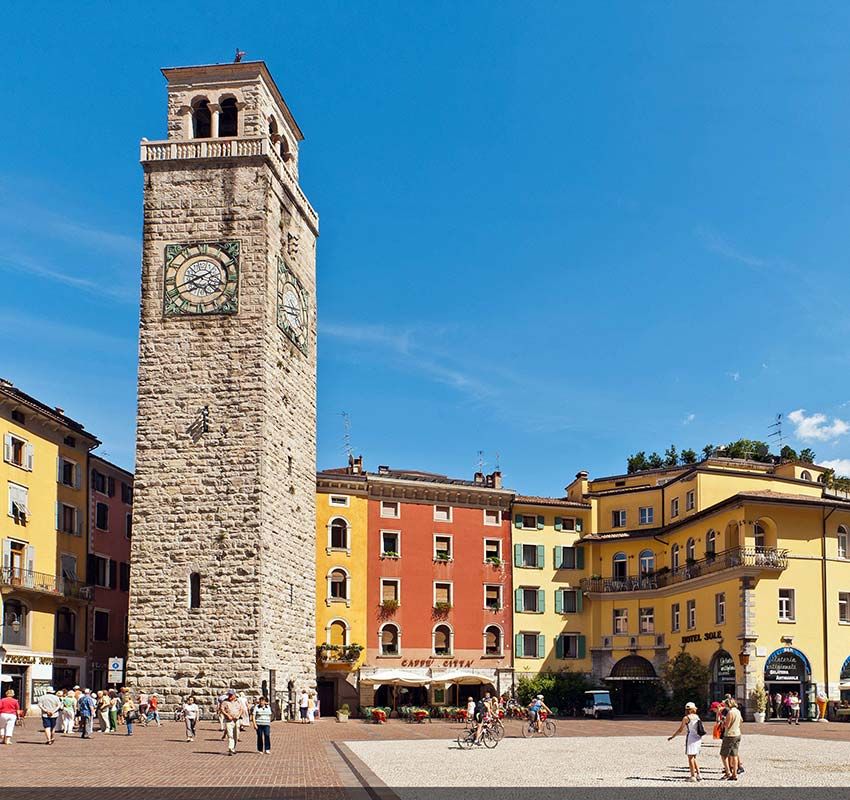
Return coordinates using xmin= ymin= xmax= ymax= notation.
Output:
xmin=336 ymin=703 xmax=350 ymax=722
xmin=372 ymin=707 xmax=387 ymax=724
xmin=435 ymin=552 xmax=452 ymax=562
xmin=381 ymin=551 xmax=399 ymax=559
xmin=750 ymin=684 xmax=768 ymax=723
xmin=413 ymin=707 xmax=429 ymax=723
xmin=486 ymin=556 xmax=502 ymax=567
xmin=380 ymin=599 xmax=399 ymax=615
xmin=433 ymin=601 xmax=452 ymax=616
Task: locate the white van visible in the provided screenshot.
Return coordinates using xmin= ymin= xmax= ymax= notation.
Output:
xmin=582 ymin=689 xmax=613 ymax=719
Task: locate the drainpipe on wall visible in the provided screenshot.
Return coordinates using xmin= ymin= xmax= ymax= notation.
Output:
xmin=822 ymin=506 xmax=837 ymax=700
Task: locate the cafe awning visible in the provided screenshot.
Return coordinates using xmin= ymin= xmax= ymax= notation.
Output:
xmin=358 ymin=669 xmax=431 ymax=687
xmin=437 ymin=670 xmax=496 ymax=686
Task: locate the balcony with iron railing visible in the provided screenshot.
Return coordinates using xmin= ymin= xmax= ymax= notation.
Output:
xmin=581 ymin=546 xmax=788 ymax=594
xmin=0 ymin=567 xmax=92 ymax=601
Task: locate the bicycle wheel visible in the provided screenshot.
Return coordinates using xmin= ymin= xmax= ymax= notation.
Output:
xmin=482 ymin=728 xmax=498 ymax=749
xmin=520 ymin=720 xmax=533 ymax=738
xmin=457 ymin=733 xmax=474 ymax=750
xmin=543 ymin=720 xmax=556 ymax=737
xmin=491 ymin=720 xmax=505 ymax=741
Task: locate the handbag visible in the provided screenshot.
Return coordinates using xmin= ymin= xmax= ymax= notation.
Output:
xmin=695 ymin=718 xmax=707 ymax=737
xmin=126 ymin=709 xmax=138 ymax=722
xmin=712 ymin=720 xmax=723 ymax=739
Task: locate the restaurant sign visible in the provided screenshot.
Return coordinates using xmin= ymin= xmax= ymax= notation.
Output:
xmin=764 ymin=648 xmax=809 ymax=682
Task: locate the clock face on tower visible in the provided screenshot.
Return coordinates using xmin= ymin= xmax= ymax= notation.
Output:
xmin=163 ymin=241 xmax=240 ymax=316
xmin=277 ymin=259 xmax=308 ymax=353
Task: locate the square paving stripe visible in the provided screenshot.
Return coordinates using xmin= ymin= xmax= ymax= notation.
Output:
xmin=330 ymin=742 xmax=400 ymax=800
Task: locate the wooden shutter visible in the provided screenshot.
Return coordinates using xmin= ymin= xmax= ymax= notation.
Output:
xmin=576 ymin=590 xmax=583 ymax=612
xmin=86 ymin=554 xmax=97 ymax=585
xmin=2 ymin=539 xmax=10 ymax=571
xmin=536 ymin=544 xmax=544 ymax=568
xmin=74 ymin=464 xmax=81 ymax=490
xmin=55 ymin=502 xmax=61 ymax=531
xmin=515 ymin=633 xmax=523 ymax=658
xmin=537 ymin=634 xmax=545 ymax=658
xmin=576 ymin=546 xmax=585 ymax=570
xmin=576 ymin=518 xmax=583 ymax=533
xmin=536 ymin=515 xmax=544 ymax=530
xmin=24 ymin=444 xmax=33 ymax=471
xmin=555 ymin=635 xmax=565 ymax=659
xmin=537 ymin=589 xmax=545 ymax=613
xmin=120 ymin=562 xmax=130 ymax=592
xmin=3 ymin=434 xmax=11 ymax=463
xmin=107 ymin=476 xmax=115 ymax=497
xmin=554 ymin=546 xmax=563 ymax=569
xmin=514 ymin=543 xmax=522 ymax=567
xmin=555 ymin=589 xmax=563 ymax=614
xmin=554 ymin=517 xmax=563 ymax=532
xmin=25 ymin=545 xmax=35 ymax=582
xmin=577 ymin=635 xmax=586 ymax=659
xmin=514 ymin=588 xmax=524 ymax=612
xmin=91 ymin=469 xmax=98 ymax=489
xmin=108 ymin=559 xmax=118 ymax=589
xmin=514 ymin=514 xmax=522 ymax=528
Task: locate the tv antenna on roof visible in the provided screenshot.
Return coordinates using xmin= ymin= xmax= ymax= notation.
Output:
xmin=768 ymin=413 xmax=784 ymax=449
xmin=476 ymin=450 xmax=486 ymax=472
xmin=340 ymin=411 xmax=353 ymax=459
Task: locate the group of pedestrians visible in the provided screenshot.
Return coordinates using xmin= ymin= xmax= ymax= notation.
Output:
xmin=667 ymin=696 xmax=744 ymax=782
xmin=770 ymin=690 xmax=802 ymax=723
xmin=214 ymin=690 xmax=274 ymax=755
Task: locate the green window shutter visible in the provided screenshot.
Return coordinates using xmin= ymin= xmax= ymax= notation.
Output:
xmin=537 ymin=634 xmax=545 ymax=658
xmin=536 ymin=544 xmax=544 ymax=568
xmin=538 ymin=589 xmax=545 ymax=613
xmin=554 ymin=545 xmax=563 ymax=569
xmin=577 ymin=635 xmax=586 ymax=659
xmin=554 ymin=516 xmax=563 ymax=531
xmin=576 ymin=589 xmax=583 ymax=612
xmin=576 ymin=519 xmax=583 ymax=533
xmin=514 ymin=514 xmax=523 ymax=528
xmin=515 ymin=633 xmax=524 ymax=658
xmin=555 ymin=635 xmax=565 ymax=659
xmin=514 ymin=588 xmax=524 ymax=612
xmin=554 ymin=589 xmax=563 ymax=614
xmin=536 ymin=515 xmax=545 ymax=530
xmin=514 ymin=543 xmax=522 ymax=567
xmin=576 ymin=546 xmax=585 ymax=570
xmin=55 ymin=502 xmax=60 ymax=531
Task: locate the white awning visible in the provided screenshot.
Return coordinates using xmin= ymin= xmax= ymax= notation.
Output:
xmin=359 ymin=670 xmax=431 ymax=686
xmin=436 ymin=671 xmax=496 ymax=686
xmin=0 ymin=675 xmax=11 ymax=683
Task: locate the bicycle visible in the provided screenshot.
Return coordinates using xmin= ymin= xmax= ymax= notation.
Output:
xmin=521 ymin=710 xmax=556 ymax=738
xmin=457 ymin=720 xmax=499 ymax=749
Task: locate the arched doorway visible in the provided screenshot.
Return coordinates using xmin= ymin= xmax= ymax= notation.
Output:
xmin=606 ymin=655 xmax=659 ymax=715
xmin=840 ymin=656 xmax=850 ymax=703
xmin=764 ymin=647 xmax=813 ymax=720
xmin=709 ymin=650 xmax=736 ymax=701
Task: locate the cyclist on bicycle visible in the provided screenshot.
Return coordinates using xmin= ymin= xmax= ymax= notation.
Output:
xmin=528 ymin=694 xmax=551 ymax=734
xmin=473 ymin=696 xmax=490 ymax=745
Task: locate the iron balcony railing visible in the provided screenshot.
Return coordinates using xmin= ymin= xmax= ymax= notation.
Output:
xmin=581 ymin=546 xmax=788 ymax=594
xmin=0 ymin=567 xmax=92 ymax=601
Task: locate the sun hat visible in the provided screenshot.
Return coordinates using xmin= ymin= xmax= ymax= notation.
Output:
xmin=536 ymin=694 xmax=544 ymax=699
xmin=685 ymin=702 xmax=697 ymax=710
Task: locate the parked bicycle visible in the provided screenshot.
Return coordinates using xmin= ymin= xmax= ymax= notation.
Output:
xmin=521 ymin=710 xmax=556 ymax=738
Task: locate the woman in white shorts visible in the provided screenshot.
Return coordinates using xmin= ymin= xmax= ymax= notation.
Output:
xmin=667 ymin=701 xmax=703 ymax=782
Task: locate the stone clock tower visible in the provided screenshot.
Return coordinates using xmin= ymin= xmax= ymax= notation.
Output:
xmin=128 ymin=62 xmax=318 ymax=706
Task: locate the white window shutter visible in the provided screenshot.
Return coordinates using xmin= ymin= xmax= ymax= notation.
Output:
xmin=25 ymin=443 xmax=33 ymax=471
xmin=3 ymin=434 xmax=11 ymax=464
xmin=2 ymin=538 xmax=10 ymax=571
xmin=25 ymin=544 xmax=35 ymax=583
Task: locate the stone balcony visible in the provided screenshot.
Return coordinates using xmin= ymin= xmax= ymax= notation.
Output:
xmin=581 ymin=546 xmax=788 ymax=595
xmin=140 ymin=135 xmax=318 ymax=232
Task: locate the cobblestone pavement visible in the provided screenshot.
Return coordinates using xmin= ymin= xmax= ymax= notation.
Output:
xmin=1 ymin=716 xmax=849 ymax=798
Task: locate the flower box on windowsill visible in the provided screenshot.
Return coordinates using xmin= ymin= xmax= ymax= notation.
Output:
xmin=486 ymin=557 xmax=503 ymax=568
xmin=380 ymin=600 xmax=399 ymax=615
xmin=380 ymin=552 xmax=400 ymax=560
xmin=433 ymin=602 xmax=452 ymax=616
xmin=434 ymin=555 xmax=453 ymax=563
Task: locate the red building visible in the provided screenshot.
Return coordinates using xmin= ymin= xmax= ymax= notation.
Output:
xmin=87 ymin=456 xmax=133 ymax=690
xmin=361 ymin=467 xmax=513 ymax=709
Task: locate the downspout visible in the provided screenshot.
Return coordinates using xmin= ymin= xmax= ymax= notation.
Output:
xmin=822 ymin=505 xmax=837 ymax=698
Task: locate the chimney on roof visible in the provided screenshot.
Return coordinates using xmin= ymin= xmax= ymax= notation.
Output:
xmin=473 ymin=472 xmax=484 ymax=485
xmin=378 ymin=465 xmax=389 ymax=476
xmin=55 ymin=407 xmax=64 ymax=415
xmin=0 ymin=379 xmax=12 ymax=388
xmin=348 ymin=454 xmax=364 ymax=475
xmin=576 ymin=471 xmax=589 ymax=480
xmin=487 ymin=470 xmax=502 ymax=489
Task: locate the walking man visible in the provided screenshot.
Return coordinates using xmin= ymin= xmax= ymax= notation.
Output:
xmin=221 ymin=690 xmax=242 ymax=755
xmin=183 ymin=695 xmax=199 ymax=742
xmin=78 ymin=689 xmax=96 ymax=739
xmin=37 ymin=686 xmax=61 ymax=745
xmin=720 ymin=698 xmax=743 ymax=780
xmin=252 ymin=696 xmax=273 ymax=754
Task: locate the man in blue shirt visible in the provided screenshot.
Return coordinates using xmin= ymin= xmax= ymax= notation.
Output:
xmin=78 ymin=689 xmax=96 ymax=739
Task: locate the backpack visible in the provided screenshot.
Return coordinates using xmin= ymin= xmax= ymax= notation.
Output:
xmin=474 ymin=700 xmax=487 ymax=717
xmin=695 ymin=718 xmax=707 ymax=737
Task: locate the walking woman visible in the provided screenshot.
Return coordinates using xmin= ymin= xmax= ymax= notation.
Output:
xmin=252 ymin=696 xmax=272 ymax=754
xmin=108 ymin=691 xmax=119 ymax=733
xmin=183 ymin=695 xmax=199 ymax=742
xmin=61 ymin=689 xmax=76 ymax=735
xmin=0 ymin=688 xmax=20 ymax=745
xmin=667 ymin=702 xmax=704 ymax=782
xmin=122 ymin=694 xmax=138 ymax=736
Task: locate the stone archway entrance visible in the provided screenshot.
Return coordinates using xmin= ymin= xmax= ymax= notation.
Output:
xmin=606 ymin=655 xmax=660 ymax=715
xmin=764 ymin=647 xmax=813 ymax=720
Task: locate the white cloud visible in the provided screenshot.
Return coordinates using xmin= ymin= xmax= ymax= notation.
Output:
xmin=696 ymin=227 xmax=767 ymax=269
xmin=788 ymin=409 xmax=850 ymax=442
xmin=820 ymin=458 xmax=850 ymax=477
xmin=683 ymin=413 xmax=695 ymax=425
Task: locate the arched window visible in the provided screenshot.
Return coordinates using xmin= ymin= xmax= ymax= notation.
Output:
xmin=433 ymin=624 xmax=453 ymax=656
xmin=268 ymin=116 xmax=279 ymax=142
xmin=686 ymin=538 xmax=696 ymax=562
xmin=380 ymin=623 xmax=399 ymax=656
xmin=4 ymin=599 xmax=27 ymax=646
xmin=839 ymin=525 xmax=848 ymax=559
xmin=219 ymin=97 xmax=238 ymax=137
xmin=484 ymin=625 xmax=502 ymax=655
xmin=189 ymin=572 xmax=201 ymax=609
xmin=327 ymin=618 xmax=348 ymax=647
xmin=671 ymin=543 xmax=680 ymax=572
xmin=329 ymin=568 xmax=348 ymax=601
xmin=638 ymin=549 xmax=655 ymax=576
xmin=55 ymin=606 xmax=75 ymax=650
xmin=706 ymin=529 xmax=717 ymax=556
xmin=280 ymin=135 xmax=292 ymax=162
xmin=329 ymin=517 xmax=349 ymax=550
xmin=801 ymin=470 xmax=812 ymax=482
xmin=754 ymin=523 xmax=766 ymax=549
xmin=612 ymin=552 xmax=627 ymax=580
xmin=192 ymin=98 xmax=212 ymax=139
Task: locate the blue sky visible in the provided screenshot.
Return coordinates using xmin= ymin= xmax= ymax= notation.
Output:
xmin=3 ymin=1 xmax=850 ymax=494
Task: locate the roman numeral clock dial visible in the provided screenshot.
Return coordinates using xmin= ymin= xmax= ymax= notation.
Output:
xmin=277 ymin=259 xmax=308 ymax=354
xmin=163 ymin=241 xmax=240 ymax=316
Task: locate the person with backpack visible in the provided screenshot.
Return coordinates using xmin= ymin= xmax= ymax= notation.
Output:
xmin=667 ymin=701 xmax=705 ymax=782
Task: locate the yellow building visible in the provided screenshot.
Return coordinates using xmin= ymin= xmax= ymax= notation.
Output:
xmin=0 ymin=379 xmax=99 ymax=706
xmin=512 ymin=496 xmax=593 ymax=681
xmin=517 ymin=458 xmax=850 ymax=719
xmin=315 ymin=458 xmax=369 ymax=713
